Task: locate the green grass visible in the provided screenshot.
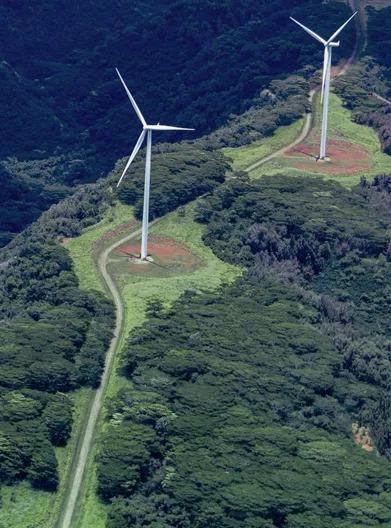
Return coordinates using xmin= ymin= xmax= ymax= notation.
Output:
xmin=66 ymin=200 xmax=241 ymax=528
xmin=223 ymin=118 xmax=304 ymax=172
xmin=118 ymin=204 xmax=241 ymax=336
xmin=75 ymin=465 xmax=106 ymax=528
xmin=67 ymin=202 xmax=134 ymax=293
xmin=0 ymin=482 xmax=54 ymax=528
xmin=322 ymin=93 xmax=389 ymax=164
xmin=249 ymin=93 xmax=391 ymax=187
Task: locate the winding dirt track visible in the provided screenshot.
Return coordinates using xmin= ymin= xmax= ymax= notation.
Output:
xmin=57 ymin=224 xmax=150 ymax=528
xmin=244 ymin=90 xmax=316 ymax=173
xmin=57 ymin=3 xmax=367 ymax=527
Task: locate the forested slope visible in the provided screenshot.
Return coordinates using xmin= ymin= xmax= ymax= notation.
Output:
xmin=0 ymin=0 xmax=355 ymax=245
xmin=0 ymin=241 xmax=114 ymax=491
xmin=0 ymin=141 xmax=233 ymax=500
xmin=96 ymin=174 xmax=391 ymax=527
xmin=335 ymin=6 xmax=391 ymax=153
xmin=1 ymin=1 xmax=391 ymax=525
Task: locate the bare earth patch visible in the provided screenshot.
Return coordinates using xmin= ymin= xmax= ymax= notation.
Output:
xmin=114 ymin=235 xmax=202 ymax=276
xmin=284 ymin=139 xmax=371 ymax=175
xmin=352 ymin=422 xmax=374 ymax=453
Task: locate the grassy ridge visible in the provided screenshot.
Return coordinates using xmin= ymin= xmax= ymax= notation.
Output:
xmin=240 ymin=93 xmax=390 ymax=186
xmin=10 ymin=77 xmax=387 ymax=527
xmin=119 ymin=205 xmax=241 ymax=336
xmin=223 ymin=118 xmax=304 ymax=172
xmin=67 ymin=202 xmax=241 ymax=528
xmin=67 ymin=203 xmax=134 ymax=293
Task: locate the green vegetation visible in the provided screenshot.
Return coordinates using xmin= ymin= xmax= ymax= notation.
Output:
xmin=335 ymin=6 xmax=391 ymax=155
xmin=2 ymin=2 xmax=390 ymax=525
xmin=115 ymin=146 xmax=228 ymax=221
xmin=76 ymin=203 xmax=241 ymax=528
xmin=0 ymin=482 xmax=54 ymax=528
xmin=197 ymin=174 xmax=389 ymax=272
xmin=0 ymin=388 xmax=93 ymax=528
xmin=67 ymin=202 xmax=135 ymax=293
xmin=223 ymin=118 xmax=304 ymax=172
xmin=248 ymin=93 xmax=391 ymax=186
xmin=118 ymin=205 xmax=241 ymax=333
xmin=200 ymin=76 xmax=310 ymax=151
xmin=326 ymin=95 xmax=389 ymax=164
xmin=4 ymin=182 xmax=112 ymax=258
xmin=0 ymin=0 xmax=356 ymax=244
xmin=100 ymin=279 xmax=391 ymax=528
xmin=199 ymin=173 xmax=391 ymax=424
xmin=95 ymin=174 xmax=391 ymax=527
xmin=0 ymin=241 xmax=114 ymax=503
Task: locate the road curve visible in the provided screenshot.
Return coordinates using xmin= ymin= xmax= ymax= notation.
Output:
xmin=244 ymin=90 xmax=316 ymax=173
xmin=57 ymin=224 xmax=146 ymax=528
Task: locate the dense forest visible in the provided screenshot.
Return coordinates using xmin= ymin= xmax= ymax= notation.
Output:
xmin=115 ymin=146 xmax=229 ymax=219
xmin=0 ymin=0 xmax=355 ymax=245
xmin=96 ymin=174 xmax=391 ymax=527
xmin=0 ymin=141 xmax=232 ymax=495
xmin=0 ymin=240 xmax=114 ymax=490
xmin=0 ymin=170 xmax=115 ymax=490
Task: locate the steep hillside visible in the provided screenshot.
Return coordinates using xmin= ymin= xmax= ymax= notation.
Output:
xmin=1 ymin=1 xmax=391 ymax=527
xmin=0 ymin=0 xmax=355 ymax=245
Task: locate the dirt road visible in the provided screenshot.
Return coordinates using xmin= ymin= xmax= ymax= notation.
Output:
xmin=244 ymin=90 xmax=316 ymax=173
xmin=56 ymin=224 xmax=147 ymax=528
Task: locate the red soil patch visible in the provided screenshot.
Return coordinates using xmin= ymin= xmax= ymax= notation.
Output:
xmin=116 ymin=236 xmax=190 ymax=259
xmin=114 ymin=235 xmax=201 ymax=275
xmin=284 ymin=139 xmax=371 ymax=175
xmin=102 ymin=220 xmax=137 ymax=241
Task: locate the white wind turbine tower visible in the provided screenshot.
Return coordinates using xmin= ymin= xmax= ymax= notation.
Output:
xmin=290 ymin=12 xmax=357 ymax=160
xmin=115 ymin=68 xmax=194 ymax=260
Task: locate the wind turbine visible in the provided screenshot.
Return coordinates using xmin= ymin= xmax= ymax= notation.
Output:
xmin=115 ymin=68 xmax=194 ymax=260
xmin=290 ymin=12 xmax=357 ymax=160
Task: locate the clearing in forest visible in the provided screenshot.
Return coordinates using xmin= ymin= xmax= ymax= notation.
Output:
xmin=66 ymin=202 xmax=241 ymax=528
xmin=231 ymin=93 xmax=390 ymax=186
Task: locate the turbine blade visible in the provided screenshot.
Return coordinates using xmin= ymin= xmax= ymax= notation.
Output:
xmin=116 ymin=130 xmax=147 ymax=187
xmin=326 ymin=12 xmax=357 ymax=45
xmin=147 ymin=125 xmax=194 ymax=131
xmin=290 ymin=17 xmax=326 ymax=45
xmin=115 ymin=68 xmax=147 ymax=127
xmin=321 ymin=46 xmax=329 ymax=104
